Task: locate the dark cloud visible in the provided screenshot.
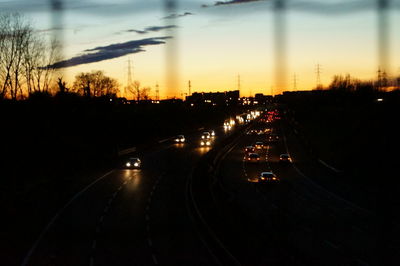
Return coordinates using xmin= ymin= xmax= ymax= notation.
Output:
xmin=200 ymin=0 xmax=400 ymax=13
xmin=48 ymin=37 xmax=171 ymax=69
xmin=290 ymin=0 xmax=376 ymax=15
xmin=202 ymin=0 xmax=263 ymax=7
xmin=126 ymin=29 xmax=148 ymax=34
xmin=125 ymin=25 xmax=177 ymax=35
xmin=162 ymin=12 xmax=193 ymax=19
xmin=145 ymin=25 xmax=178 ymax=32
xmin=215 ymin=0 xmax=263 ymax=6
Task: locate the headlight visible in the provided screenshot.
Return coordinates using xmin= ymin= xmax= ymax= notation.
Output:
xmin=272 ymin=177 xmax=276 ymax=180
xmin=126 ymin=162 xmax=131 ymax=167
xmin=202 ymin=136 xmax=205 ymax=139
xmin=206 ymin=141 xmax=210 ymax=145
xmin=201 ymin=141 xmax=204 ymax=145
xmin=134 ymin=162 xmax=139 ymax=167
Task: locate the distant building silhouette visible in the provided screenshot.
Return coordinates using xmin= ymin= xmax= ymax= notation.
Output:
xmin=185 ymin=90 xmax=239 ymax=106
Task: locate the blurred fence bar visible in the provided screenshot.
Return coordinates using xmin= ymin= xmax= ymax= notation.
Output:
xmin=273 ymin=0 xmax=287 ymax=93
xmin=164 ymin=0 xmax=179 ymax=98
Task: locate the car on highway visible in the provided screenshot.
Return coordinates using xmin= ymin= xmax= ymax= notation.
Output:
xmin=268 ymin=133 xmax=279 ymax=142
xmin=254 ymin=141 xmax=265 ymax=150
xmin=210 ymin=130 xmax=216 ymax=137
xmin=244 ymin=145 xmax=255 ymax=154
xmin=201 ymin=131 xmax=211 ymax=139
xmin=247 ymin=129 xmax=261 ymax=135
xmin=174 ymin=135 xmax=185 ymax=143
xmin=244 ymin=153 xmax=260 ymax=163
xmin=125 ymin=157 xmax=141 ymax=169
xmin=200 ymin=139 xmax=212 ymax=146
xmin=259 ymin=171 xmax=279 ymax=183
xmin=279 ymin=153 xmax=291 ymax=163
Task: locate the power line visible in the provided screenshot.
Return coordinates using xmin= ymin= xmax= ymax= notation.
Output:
xmin=315 ymin=63 xmax=322 ymax=88
xmin=237 ymin=74 xmax=241 ymax=95
xmin=126 ymin=58 xmax=133 ymax=98
xmin=155 ymin=82 xmax=159 ymax=100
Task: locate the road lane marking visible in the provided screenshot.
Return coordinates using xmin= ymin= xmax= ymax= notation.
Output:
xmin=92 ymin=240 xmax=97 ymax=249
xmin=318 ymin=159 xmax=343 ymax=173
xmin=147 ymin=238 xmax=153 ymax=247
xmin=21 ymin=170 xmax=115 ymax=266
xmin=145 ymin=214 xmax=150 ymax=222
xmin=352 ymin=226 xmax=365 ymax=234
xmin=152 ymin=254 xmax=159 ymax=265
xmin=89 ymin=257 xmax=94 ymax=266
xmin=324 ymin=240 xmax=339 ymax=250
xmin=99 ymin=215 xmax=104 ymax=223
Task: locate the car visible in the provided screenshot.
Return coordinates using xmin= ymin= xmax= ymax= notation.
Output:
xmin=258 ymin=171 xmax=279 ymax=183
xmin=200 ymin=139 xmax=212 ymax=146
xmin=201 ymin=131 xmax=211 ymax=139
xmin=268 ymin=134 xmax=279 ymax=142
xmin=247 ymin=129 xmax=258 ymax=135
xmin=279 ymin=153 xmax=291 ymax=163
xmin=210 ymin=130 xmax=216 ymax=137
xmin=125 ymin=157 xmax=141 ymax=168
xmin=244 ymin=145 xmax=255 ymax=154
xmin=174 ymin=135 xmax=185 ymax=143
xmin=254 ymin=141 xmax=265 ymax=150
xmin=244 ymin=153 xmax=260 ymax=163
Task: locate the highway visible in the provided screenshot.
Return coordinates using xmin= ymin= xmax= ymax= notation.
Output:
xmin=22 ymin=125 xmax=236 ymax=266
xmin=21 ymin=109 xmax=383 ymax=266
xmin=213 ymin=110 xmax=380 ymax=265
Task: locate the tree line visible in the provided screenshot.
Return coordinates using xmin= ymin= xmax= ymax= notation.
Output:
xmin=0 ymin=13 xmax=60 ymax=99
xmin=0 ymin=13 xmax=151 ymax=101
xmin=318 ymin=72 xmax=400 ymax=93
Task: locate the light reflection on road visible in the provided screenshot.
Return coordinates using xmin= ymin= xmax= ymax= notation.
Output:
xmin=121 ymin=169 xmax=142 ymax=191
xmin=196 ymin=147 xmax=211 ymax=155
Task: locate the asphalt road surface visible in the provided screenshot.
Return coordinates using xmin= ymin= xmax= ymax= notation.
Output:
xmin=214 ymin=114 xmax=381 ymax=266
xmin=21 ymin=110 xmax=391 ymax=266
xmin=22 ymin=127 xmax=233 ymax=266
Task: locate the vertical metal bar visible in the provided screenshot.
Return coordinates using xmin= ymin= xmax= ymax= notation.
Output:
xmin=377 ymin=0 xmax=390 ymax=74
xmin=50 ymin=0 xmax=64 ymax=75
xmin=273 ymin=0 xmax=287 ymax=94
xmin=164 ymin=0 xmax=179 ymax=99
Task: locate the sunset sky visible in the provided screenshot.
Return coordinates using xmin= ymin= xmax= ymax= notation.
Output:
xmin=1 ymin=0 xmax=399 ymax=98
